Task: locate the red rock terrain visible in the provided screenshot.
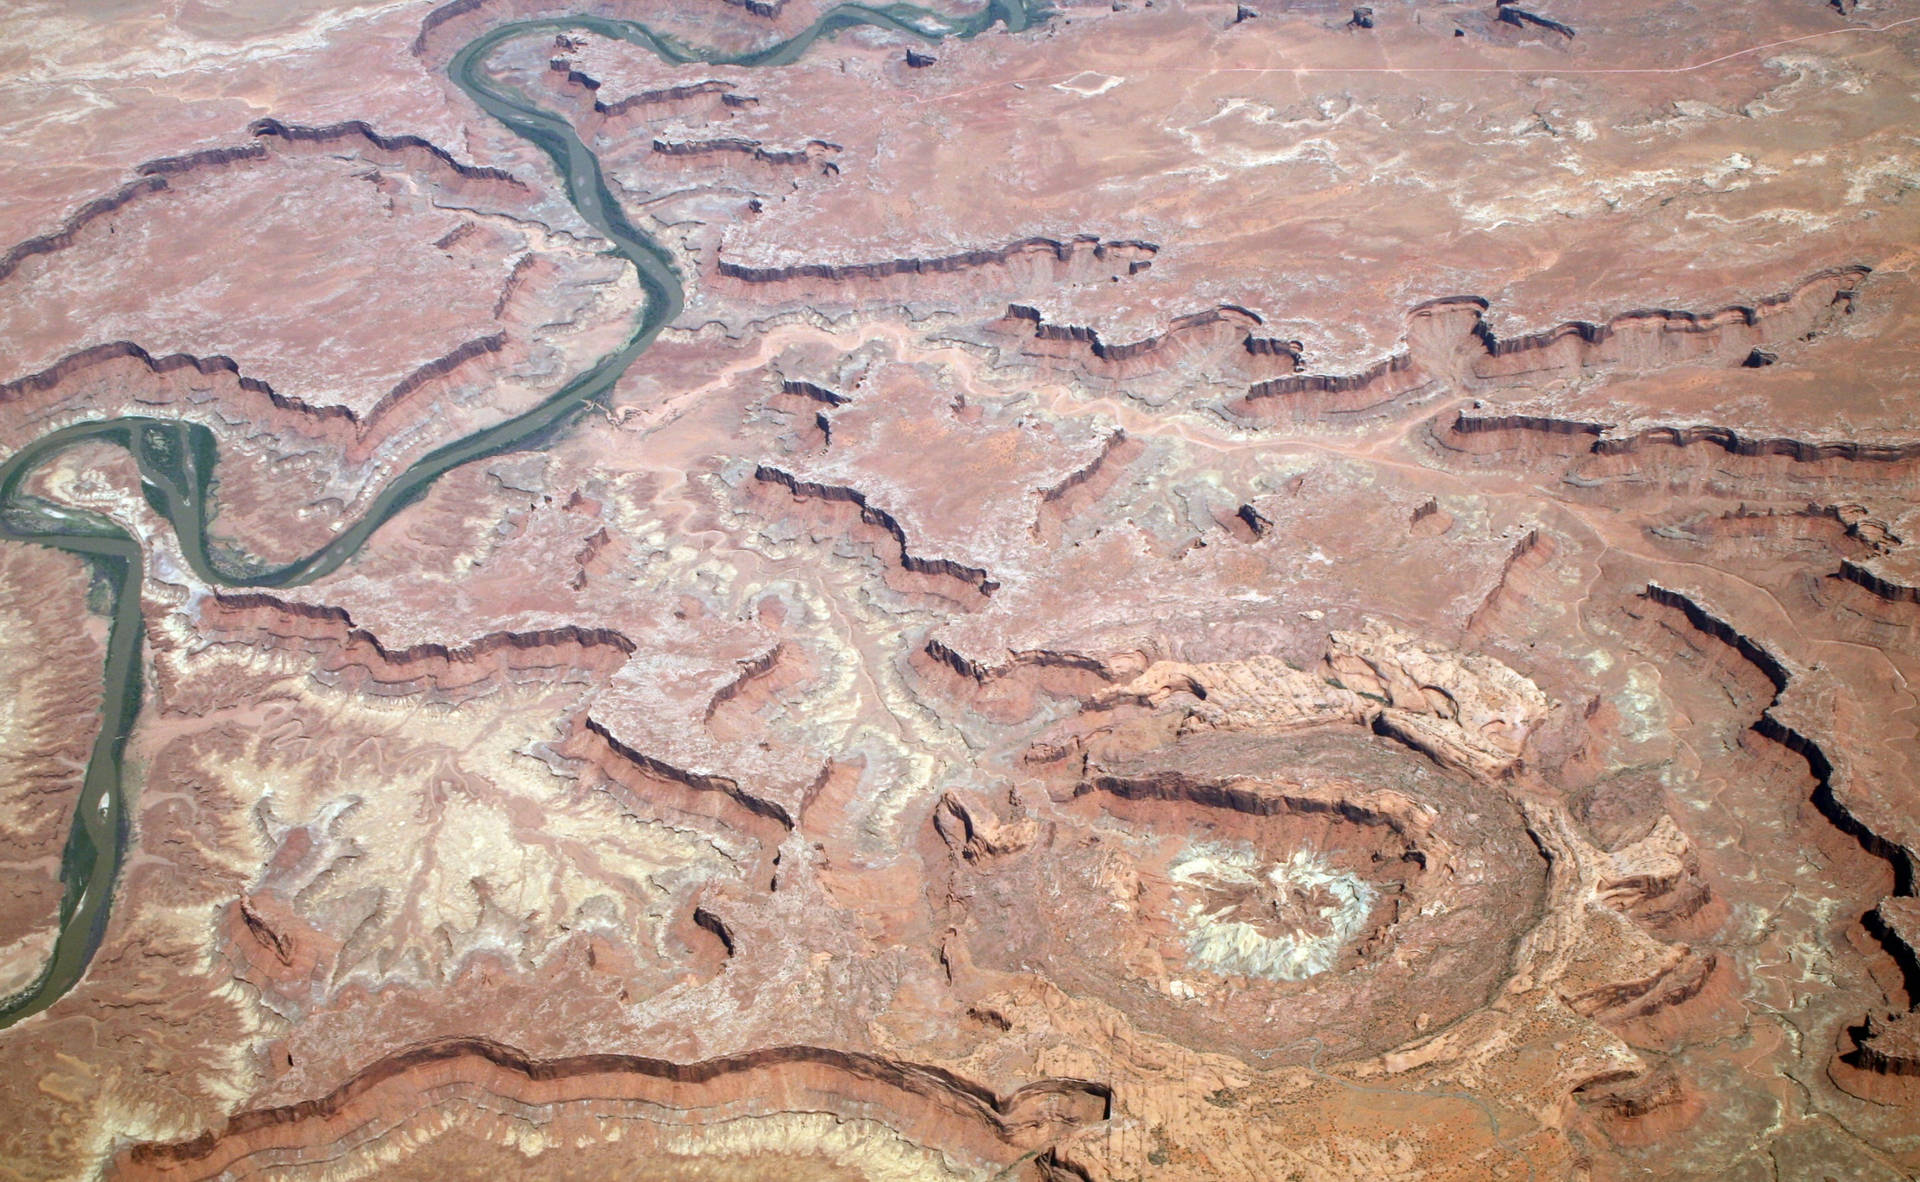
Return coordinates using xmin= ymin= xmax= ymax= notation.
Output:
xmin=3 ymin=0 xmax=1920 ymax=1179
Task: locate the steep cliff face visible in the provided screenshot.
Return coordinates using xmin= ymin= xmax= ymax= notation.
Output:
xmin=3 ymin=0 xmax=1920 ymax=1179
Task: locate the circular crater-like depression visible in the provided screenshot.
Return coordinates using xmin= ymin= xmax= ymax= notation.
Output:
xmin=948 ymin=730 xmax=1549 ymax=1063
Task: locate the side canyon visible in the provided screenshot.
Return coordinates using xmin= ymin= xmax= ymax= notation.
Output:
xmin=3 ymin=0 xmax=1920 ymax=1178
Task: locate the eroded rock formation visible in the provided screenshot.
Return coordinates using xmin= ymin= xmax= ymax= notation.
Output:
xmin=3 ymin=0 xmax=1920 ymax=1178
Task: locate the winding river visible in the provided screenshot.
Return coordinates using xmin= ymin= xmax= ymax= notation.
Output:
xmin=0 ymin=0 xmax=1048 ymax=1029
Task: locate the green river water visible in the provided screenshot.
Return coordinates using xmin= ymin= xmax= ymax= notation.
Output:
xmin=0 ymin=0 xmax=1047 ymax=1030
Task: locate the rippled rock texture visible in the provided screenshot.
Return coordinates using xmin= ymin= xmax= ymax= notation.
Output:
xmin=4 ymin=0 xmax=1920 ymax=1178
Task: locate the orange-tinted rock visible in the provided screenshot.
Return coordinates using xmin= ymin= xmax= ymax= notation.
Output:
xmin=4 ymin=0 xmax=1920 ymax=1178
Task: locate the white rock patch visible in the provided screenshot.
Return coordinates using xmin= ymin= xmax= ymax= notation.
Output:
xmin=1169 ymin=844 xmax=1376 ymax=981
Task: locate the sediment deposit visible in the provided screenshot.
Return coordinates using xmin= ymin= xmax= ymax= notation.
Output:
xmin=3 ymin=0 xmax=1920 ymax=1178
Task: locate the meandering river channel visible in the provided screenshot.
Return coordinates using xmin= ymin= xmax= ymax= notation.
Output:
xmin=0 ymin=0 xmax=1047 ymax=1029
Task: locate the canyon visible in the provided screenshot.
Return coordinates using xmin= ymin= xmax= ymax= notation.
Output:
xmin=2 ymin=0 xmax=1920 ymax=1178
